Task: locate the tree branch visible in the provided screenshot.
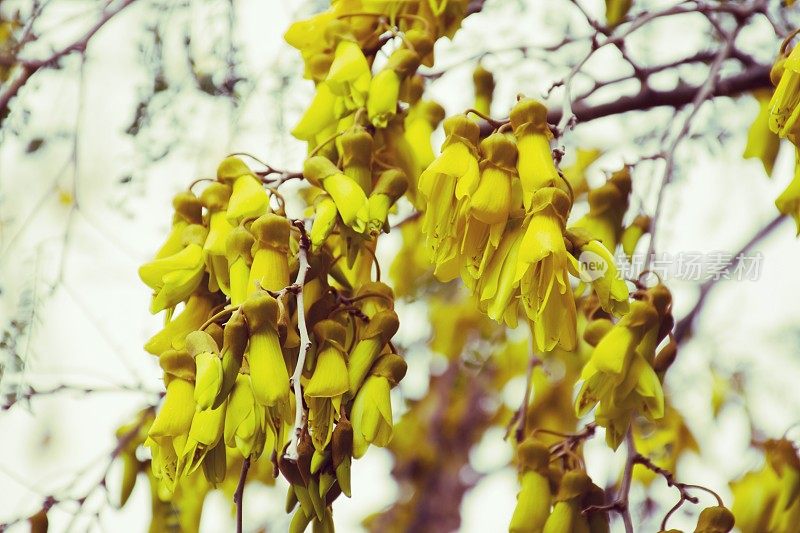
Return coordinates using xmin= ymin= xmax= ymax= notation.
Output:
xmin=0 ymin=0 xmax=139 ymax=118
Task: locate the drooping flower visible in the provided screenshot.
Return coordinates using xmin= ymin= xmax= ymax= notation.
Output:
xmin=200 ymin=182 xmax=234 ymax=295
xmin=351 ymin=353 xmax=406 ymax=458
xmin=304 ymin=155 xmax=370 ymax=234
xmin=570 ymin=166 xmax=631 ymax=251
xmin=419 ymin=115 xmax=481 ymax=281
xmin=185 ymin=330 xmax=223 ymax=412
xmin=154 ymin=191 xmax=203 ymax=259
xmin=224 ymin=374 xmax=269 ymax=459
xmin=216 ymin=156 xmax=269 ymax=224
xmin=348 ymin=308 xmax=400 ymax=394
xmin=248 ymin=213 xmax=291 ymax=293
xmin=324 ymin=21 xmax=371 ymax=111
xmin=241 ymin=293 xmax=289 ymax=409
xmin=744 ymin=89 xmax=781 ymax=176
xmin=144 ymin=285 xmax=220 ymax=355
xmin=509 ymin=439 xmax=552 ymax=533
xmin=509 ymin=98 xmax=562 ymax=209
xmin=225 ymin=225 xmax=255 ymax=305
xmin=367 ymin=169 xmax=408 ymax=235
xmin=139 ymin=224 xmax=208 ymax=314
xmin=305 ymin=320 xmax=350 ymax=451
xmin=516 ymin=187 xmax=577 ymax=352
xmin=472 ymin=63 xmax=495 ymax=116
xmin=769 ymin=42 xmax=800 ymax=137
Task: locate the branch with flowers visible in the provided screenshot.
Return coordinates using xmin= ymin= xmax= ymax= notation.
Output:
xmin=5 ymin=0 xmax=800 ymax=531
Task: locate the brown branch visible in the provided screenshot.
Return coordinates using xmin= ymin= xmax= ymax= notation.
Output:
xmin=0 ymin=0 xmax=139 ymax=118
xmin=233 ymin=457 xmax=251 ymax=533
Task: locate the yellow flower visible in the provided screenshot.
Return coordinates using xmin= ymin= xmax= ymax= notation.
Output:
xmin=744 ymin=89 xmax=781 ymax=176
xmin=148 ymin=377 xmax=196 ymax=490
xmin=310 ymin=194 xmax=339 ymax=250
xmin=305 ymin=320 xmax=349 ymax=451
xmin=367 ymin=169 xmax=408 ymax=235
xmin=139 ymin=224 xmax=207 ymax=314
xmin=200 ymin=182 xmax=234 ymax=295
xmin=213 ymin=310 xmax=248 ymax=410
xmin=575 ymin=300 xmax=663 ymax=449
xmin=185 ymin=330 xmax=222 ymax=412
xmin=325 ymin=22 xmax=371 ymax=110
xmin=475 ymin=219 xmax=525 ymax=327
xmin=575 ymin=238 xmax=629 ymax=316
xmin=154 ymin=191 xmax=203 ymax=259
xmin=509 ymin=440 xmax=551 ymax=533
xmin=541 ymin=470 xmax=592 ymax=533
xmin=217 ymin=156 xmax=269 ymax=223
xmin=368 ymin=45 xmax=424 ymax=127
xmin=403 ymin=100 xmax=445 ymax=204
xmin=570 ymin=167 xmax=631 ymax=251
xmin=224 ymin=374 xmax=269 ymax=459
xmin=340 ymin=126 xmax=374 ymax=193
xmin=348 ymin=308 xmax=400 ymax=394
xmin=284 ymin=11 xmax=336 ymax=81
xmin=351 ymin=353 xmax=406 ymax=458
xmin=225 ymin=225 xmax=254 ymax=305
xmin=144 ymin=285 xmax=219 ymax=355
xmin=292 ymin=82 xmax=338 ymax=141
xmin=694 ymin=506 xmax=735 ymax=533
xmin=472 ymin=63 xmax=495 ymax=116
xmin=241 ymin=293 xmax=289 ymax=409
xmin=462 ymin=132 xmax=520 ymax=281
xmin=419 ymin=115 xmax=481 ymax=281
xmin=509 ymin=98 xmax=561 ymax=209
xmin=305 ymin=156 xmax=370 ymax=233
xmin=248 ymin=213 xmax=291 ymax=293
xmin=769 ymin=43 xmax=800 ymax=137
xmin=516 ymin=187 xmax=577 ymax=352
xmin=775 ymin=147 xmax=800 ymax=234
xmin=180 ymin=400 xmax=227 ymax=476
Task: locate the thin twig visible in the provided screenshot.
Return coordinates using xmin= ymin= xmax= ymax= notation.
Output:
xmin=233 ymin=457 xmax=251 ymax=533
xmin=284 ymin=221 xmax=312 ymax=461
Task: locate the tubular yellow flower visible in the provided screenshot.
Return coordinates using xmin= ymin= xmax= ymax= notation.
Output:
xmin=213 ymin=310 xmax=248 ymax=409
xmin=516 ymin=187 xmax=577 ymax=352
xmin=570 ymin=167 xmax=631 ymax=251
xmin=509 ymin=440 xmax=552 ymax=533
xmin=310 ymin=194 xmax=339 ymax=251
xmin=575 ymin=238 xmax=629 ymax=316
xmin=241 ymin=293 xmax=289 ymax=408
xmin=404 ymin=99 xmax=445 ymax=201
xmin=541 ymin=470 xmax=592 ymax=533
xmin=200 ymin=182 xmax=234 ymax=295
xmin=185 ymin=330 xmax=222 ymax=411
xmin=139 ymin=224 xmax=207 ymax=314
xmin=305 ymin=320 xmax=349 ymax=450
xmin=148 ymin=377 xmax=196 ymax=489
xmin=292 ymin=82 xmax=338 ymax=141
xmin=744 ymin=89 xmax=781 ymax=176
xmin=224 ymin=374 xmax=268 ymax=459
xmin=180 ymin=400 xmax=227 ymax=476
xmin=769 ymin=43 xmax=800 ymax=137
xmin=225 ymin=225 xmax=255 ymax=305
xmin=367 ymin=169 xmax=408 ymax=235
xmin=217 ymin=156 xmax=269 ymax=224
xmin=509 ymin=98 xmax=561 ymax=209
xmin=367 ymin=48 xmax=422 ymax=128
xmin=144 ymin=285 xmax=219 ymax=355
xmin=348 ymin=308 xmax=400 ymax=395
xmin=575 ymin=300 xmax=664 ymax=448
xmin=155 ymin=191 xmax=203 ymax=259
xmin=462 ymin=132 xmax=519 ymax=280
xmin=472 ymin=63 xmax=494 ymax=116
xmin=340 ymin=126 xmax=374 ymax=194
xmin=304 ymin=155 xmax=370 ymax=233
xmin=324 ymin=22 xmax=371 ymax=110
xmin=419 ymin=115 xmax=481 ymax=281
xmin=248 ymin=213 xmax=291 ymax=293
xmin=475 ymin=219 xmax=525 ymax=327
xmin=284 ymin=10 xmax=336 ymax=80
xmin=351 ymin=353 xmax=406 ymax=458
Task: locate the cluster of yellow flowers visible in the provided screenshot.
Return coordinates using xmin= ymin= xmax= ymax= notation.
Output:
xmin=129 ymin=1 xmax=482 ymax=530
xmin=767 ymin=37 xmax=800 ymax=231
